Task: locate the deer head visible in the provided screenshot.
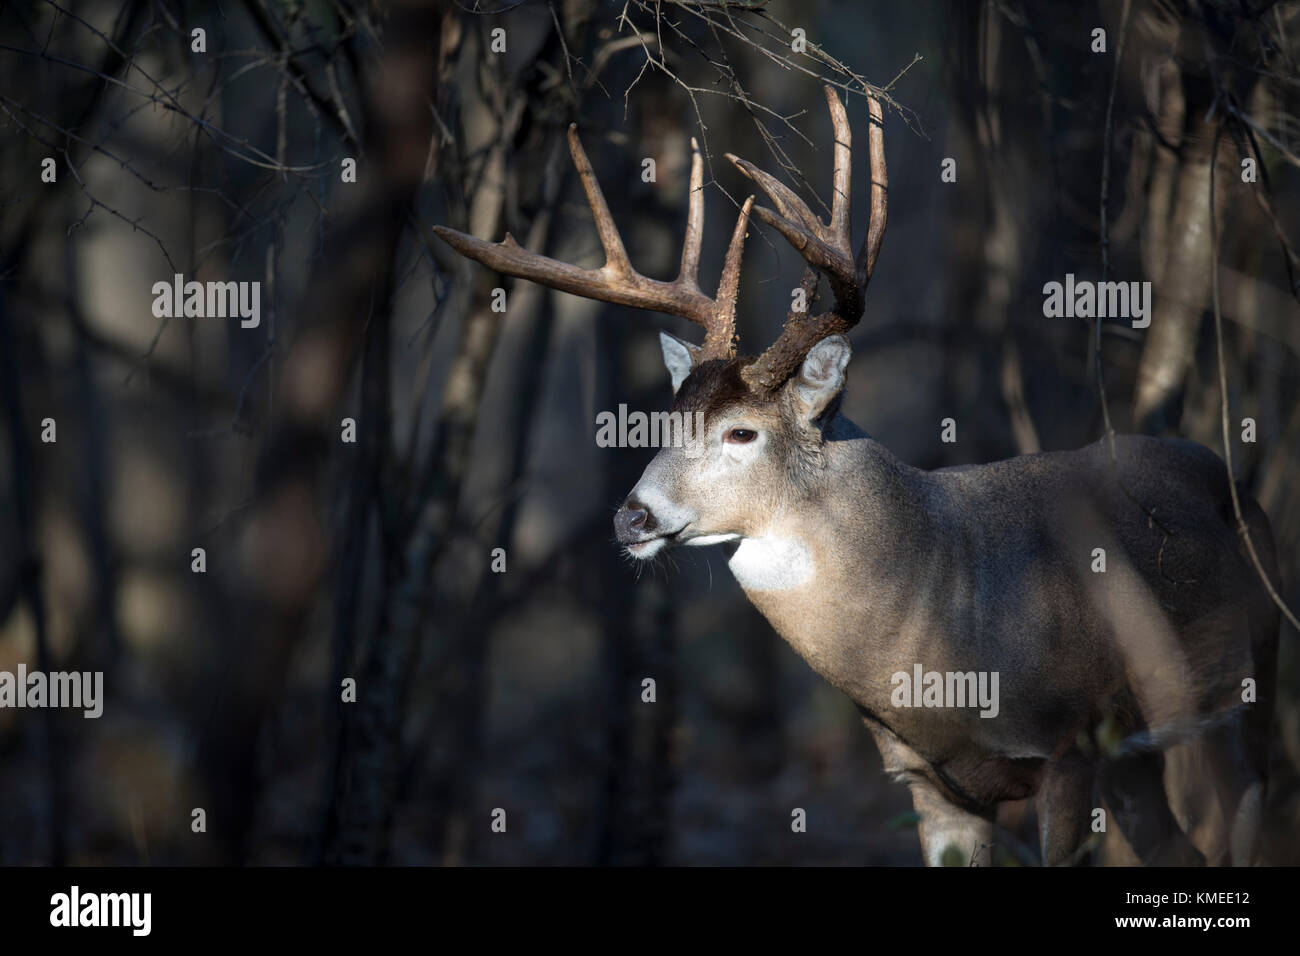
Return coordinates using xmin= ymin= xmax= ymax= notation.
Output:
xmin=433 ymin=85 xmax=886 ymax=561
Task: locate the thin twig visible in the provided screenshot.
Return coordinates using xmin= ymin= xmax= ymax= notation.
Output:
xmin=1207 ymin=124 xmax=1300 ymax=633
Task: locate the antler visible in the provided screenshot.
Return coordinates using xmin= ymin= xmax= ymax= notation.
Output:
xmin=726 ymin=85 xmax=887 ymax=393
xmin=433 ymin=125 xmax=754 ymax=361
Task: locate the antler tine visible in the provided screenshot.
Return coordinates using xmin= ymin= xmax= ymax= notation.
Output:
xmin=723 ymin=155 xmax=823 ymax=236
xmin=826 ymin=84 xmax=853 ymax=255
xmin=730 ymin=85 xmax=889 ymax=393
xmin=859 ymin=94 xmax=888 ymax=282
xmin=433 ymin=125 xmax=755 ymax=361
xmin=565 ymin=124 xmax=632 ymax=276
xmin=710 ymin=195 xmax=755 ymax=359
xmin=679 ymin=137 xmax=705 ymax=290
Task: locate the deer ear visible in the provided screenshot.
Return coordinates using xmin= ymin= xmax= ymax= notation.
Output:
xmin=659 ymin=330 xmax=701 ymax=393
xmin=790 ymin=335 xmax=851 ymax=422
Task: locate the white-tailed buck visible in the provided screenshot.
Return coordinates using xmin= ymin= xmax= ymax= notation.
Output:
xmin=435 ymin=87 xmax=1279 ymax=866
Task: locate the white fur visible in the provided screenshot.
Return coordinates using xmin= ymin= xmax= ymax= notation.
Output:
xmin=626 ymin=537 xmax=668 ymax=559
xmin=686 ymin=533 xmax=741 ymax=547
xmin=728 ymin=536 xmax=813 ymax=591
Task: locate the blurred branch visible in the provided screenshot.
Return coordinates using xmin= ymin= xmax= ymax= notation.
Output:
xmin=0 ymin=286 xmax=66 ymax=865
xmin=1207 ymin=97 xmax=1300 ymax=635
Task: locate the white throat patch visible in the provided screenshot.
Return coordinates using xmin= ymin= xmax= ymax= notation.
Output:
xmin=728 ymin=535 xmax=814 ymax=592
xmin=685 ymin=533 xmax=741 ymax=547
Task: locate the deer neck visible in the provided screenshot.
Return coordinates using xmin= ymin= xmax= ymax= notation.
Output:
xmin=728 ymin=413 xmax=949 ymax=705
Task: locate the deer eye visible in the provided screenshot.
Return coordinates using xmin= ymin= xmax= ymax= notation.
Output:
xmin=725 ymin=428 xmax=757 ymax=444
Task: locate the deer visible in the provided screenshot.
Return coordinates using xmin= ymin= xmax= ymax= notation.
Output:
xmin=434 ymin=86 xmax=1280 ymax=867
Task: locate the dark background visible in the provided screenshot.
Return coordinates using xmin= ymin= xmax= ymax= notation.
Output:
xmin=0 ymin=0 xmax=1297 ymax=865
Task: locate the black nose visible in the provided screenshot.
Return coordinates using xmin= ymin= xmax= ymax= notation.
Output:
xmin=614 ymin=500 xmax=651 ymax=542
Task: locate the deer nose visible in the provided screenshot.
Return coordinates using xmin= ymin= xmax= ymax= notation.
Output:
xmin=614 ymin=501 xmax=651 ymax=541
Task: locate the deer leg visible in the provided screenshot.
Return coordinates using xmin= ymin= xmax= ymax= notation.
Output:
xmin=907 ymin=778 xmax=996 ymax=867
xmin=1100 ymin=749 xmax=1205 ymax=866
xmin=1036 ymin=750 xmax=1098 ymax=866
xmin=1201 ymin=722 xmax=1264 ymax=866
xmin=1228 ymin=778 xmax=1264 ymax=867
xmin=863 ymin=717 xmax=996 ymax=866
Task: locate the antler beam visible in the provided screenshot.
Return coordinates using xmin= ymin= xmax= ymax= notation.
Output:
xmin=434 ymin=125 xmax=754 ymax=361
